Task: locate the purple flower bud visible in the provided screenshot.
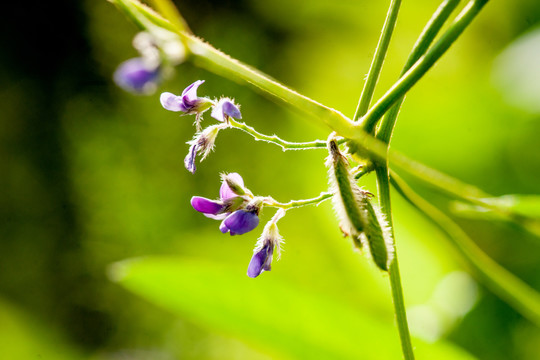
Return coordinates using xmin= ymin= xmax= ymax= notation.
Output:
xmin=114 ymin=58 xmax=160 ymax=94
xmin=247 ymin=242 xmax=274 ymax=278
xmin=220 ymin=172 xmax=245 ymax=200
xmin=247 ymin=209 xmax=285 ymax=278
xmin=220 ymin=210 xmax=260 ymax=236
xmin=211 ymin=98 xmax=242 ymax=122
xmin=184 ymin=125 xmax=225 ymax=174
xmin=184 ymin=143 xmax=198 ymax=174
xmin=160 ymin=80 xmax=213 ymax=114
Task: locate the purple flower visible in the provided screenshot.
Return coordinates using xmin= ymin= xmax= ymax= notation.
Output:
xmin=114 ymin=58 xmax=160 ymax=94
xmin=184 ymin=125 xmax=225 ymax=174
xmin=219 ymin=209 xmax=260 ymax=235
xmin=247 ymin=242 xmax=274 ymax=278
xmin=160 ymin=80 xmax=213 ymax=114
xmin=211 ymin=98 xmax=242 ymax=122
xmin=247 ymin=209 xmax=285 ymax=278
xmin=191 ymin=173 xmax=261 ymax=235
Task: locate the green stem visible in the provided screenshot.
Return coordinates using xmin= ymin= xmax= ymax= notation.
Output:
xmin=353 ymin=0 xmax=402 ymax=122
xmin=149 ymin=0 xmax=191 ymax=33
xmin=375 ymin=165 xmax=415 ymax=360
xmin=115 ymin=0 xmax=490 ymax=204
xmin=115 ymin=0 xmax=358 ymax=138
xmin=361 ymin=0 xmax=489 ymax=132
xmin=114 ymin=0 xmax=528 ymax=230
xmin=376 ymin=0 xmax=461 ymax=143
xmin=228 ymin=119 xmax=334 ymax=150
xmin=265 ymin=192 xmax=333 ymax=209
xmin=390 ymin=171 xmax=540 ymax=326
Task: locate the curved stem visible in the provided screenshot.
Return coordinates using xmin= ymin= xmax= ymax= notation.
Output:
xmin=264 ymin=192 xmax=333 ymax=210
xmin=376 ymin=0 xmax=461 ymax=143
xmin=362 ymin=0 xmax=489 ymax=132
xmin=353 ymin=0 xmax=402 ymax=122
xmin=390 ymin=171 xmax=540 ymax=326
xmin=228 ymin=119 xmax=334 ymax=150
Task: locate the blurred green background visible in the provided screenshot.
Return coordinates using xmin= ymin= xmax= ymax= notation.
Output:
xmin=1 ymin=0 xmax=540 ymax=359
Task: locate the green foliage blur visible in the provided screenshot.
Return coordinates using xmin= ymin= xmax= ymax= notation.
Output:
xmin=1 ymin=0 xmax=540 ymax=359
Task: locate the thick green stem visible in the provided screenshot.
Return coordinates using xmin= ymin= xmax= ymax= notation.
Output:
xmin=376 ymin=165 xmax=415 ymax=360
xmin=361 ymin=0 xmax=489 ymax=132
xmin=390 ymin=171 xmax=540 ymax=326
xmin=376 ymin=0 xmax=461 ymax=143
xmin=149 ymin=0 xmax=191 ymax=33
xmin=353 ymin=0 xmax=402 ymax=122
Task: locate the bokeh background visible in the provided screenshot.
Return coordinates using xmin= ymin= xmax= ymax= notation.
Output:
xmin=1 ymin=0 xmax=540 ymax=359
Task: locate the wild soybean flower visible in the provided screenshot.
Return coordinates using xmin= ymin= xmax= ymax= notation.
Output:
xmin=191 ymin=173 xmax=261 ymax=235
xmin=160 ymin=80 xmax=214 ymax=130
xmin=114 ymin=32 xmax=165 ymax=95
xmin=184 ymin=124 xmax=227 ymax=174
xmin=211 ymin=98 xmax=242 ymax=123
xmin=114 ymin=57 xmax=160 ymax=94
xmin=247 ymin=209 xmax=285 ymax=278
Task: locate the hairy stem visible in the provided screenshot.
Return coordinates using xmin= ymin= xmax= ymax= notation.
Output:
xmin=228 ymin=119 xmax=334 ymax=150
xmin=390 ymin=171 xmax=540 ymax=326
xmin=376 ymin=164 xmax=416 ymax=359
xmin=353 ymin=0 xmax=402 ymax=122
xmin=361 ymin=0 xmax=489 ymax=132
xmin=265 ymin=192 xmax=333 ymax=209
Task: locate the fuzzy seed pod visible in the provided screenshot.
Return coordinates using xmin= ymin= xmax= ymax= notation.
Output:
xmin=326 ymin=138 xmax=368 ymax=246
xmin=362 ymin=198 xmax=394 ymax=271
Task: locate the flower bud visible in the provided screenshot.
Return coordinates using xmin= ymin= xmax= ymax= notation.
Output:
xmin=247 ymin=209 xmax=285 ymax=278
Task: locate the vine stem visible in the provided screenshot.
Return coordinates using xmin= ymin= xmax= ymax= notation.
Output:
xmin=361 ymin=0 xmax=489 ymax=133
xmin=376 ymin=165 xmax=415 ymax=360
xmin=353 ymin=0 xmax=402 ymax=122
xmin=264 ymin=192 xmax=333 ymax=210
xmin=228 ymin=119 xmax=332 ymax=150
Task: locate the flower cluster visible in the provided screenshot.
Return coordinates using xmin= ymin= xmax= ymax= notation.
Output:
xmin=191 ymin=173 xmax=285 ymax=277
xmin=160 ymin=80 xmax=242 ymax=173
xmin=191 ymin=173 xmax=260 ymax=235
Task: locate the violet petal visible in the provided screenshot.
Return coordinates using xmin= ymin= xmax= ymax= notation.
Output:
xmin=247 ymin=243 xmax=273 ymax=278
xmin=160 ymin=92 xmax=186 ymax=112
xmin=191 ymin=196 xmax=224 ymax=215
xmin=114 ymin=58 xmax=159 ymax=94
xmin=220 ymin=210 xmax=259 ymax=236
xmin=220 ymin=172 xmax=244 ymax=201
xmin=210 ymin=103 xmax=225 ymax=122
xmin=222 ymin=101 xmax=242 ymax=119
xmin=181 ymin=80 xmax=204 ymax=107
xmin=184 ymin=144 xmax=198 ymax=173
